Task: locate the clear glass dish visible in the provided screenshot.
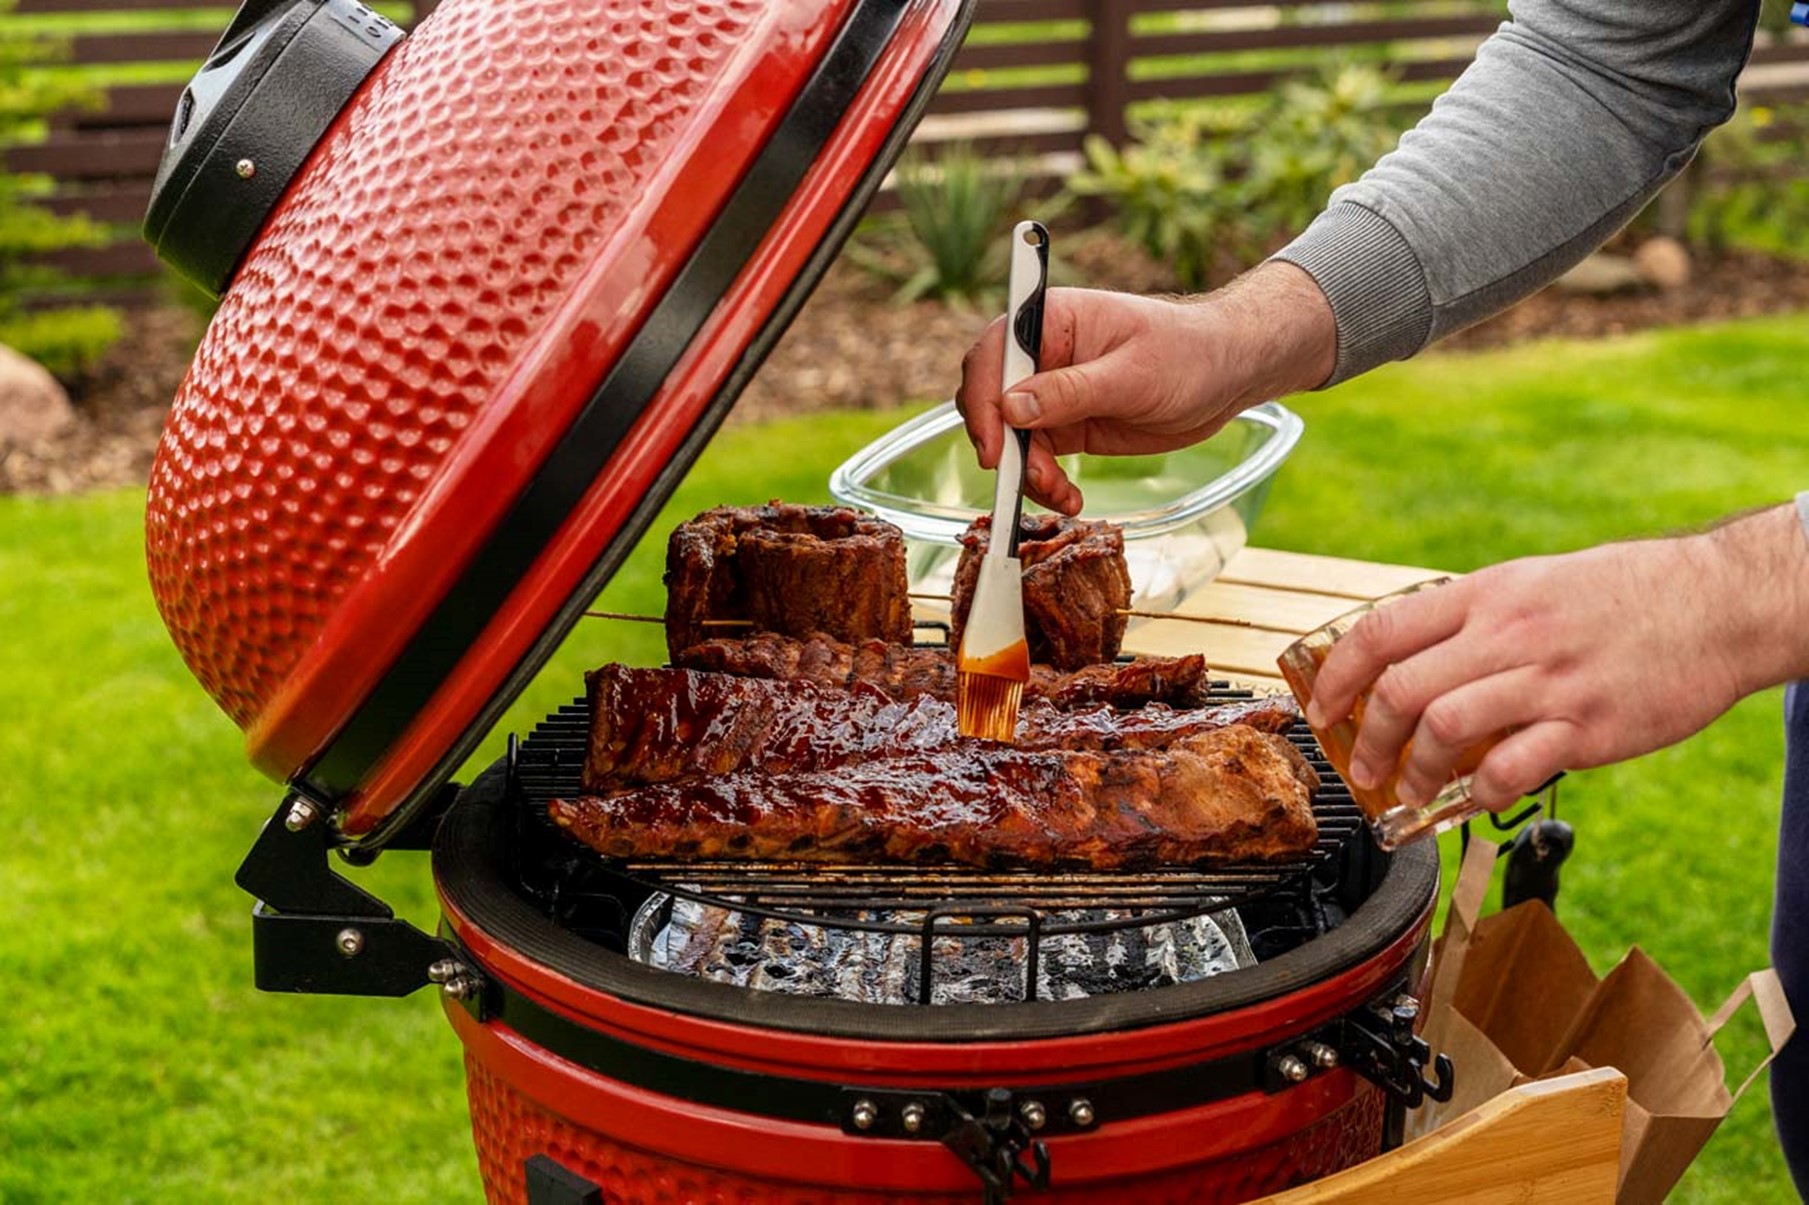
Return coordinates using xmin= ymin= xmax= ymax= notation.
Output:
xmin=828 ymin=400 xmax=1304 ymax=612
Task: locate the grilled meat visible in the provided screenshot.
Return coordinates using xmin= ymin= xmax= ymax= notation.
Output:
xmin=582 ymin=664 xmax=1299 ymax=791
xmin=551 ymin=725 xmax=1318 ymax=870
xmin=677 ymin=631 xmax=1213 ymax=709
xmin=950 ymin=515 xmax=1133 ymax=670
xmin=663 ymin=503 xmax=912 ymax=659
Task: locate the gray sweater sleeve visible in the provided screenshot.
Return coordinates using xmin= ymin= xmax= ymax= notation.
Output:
xmin=1272 ymin=0 xmax=1759 ymax=385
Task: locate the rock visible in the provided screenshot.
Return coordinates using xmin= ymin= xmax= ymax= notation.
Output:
xmin=1555 ymin=254 xmax=1645 ymax=296
xmin=1634 ymin=236 xmax=1692 ymax=290
xmin=0 ymin=342 xmax=76 ymax=447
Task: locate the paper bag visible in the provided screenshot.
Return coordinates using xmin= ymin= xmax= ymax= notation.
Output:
xmin=1407 ymin=836 xmax=1795 ymax=1203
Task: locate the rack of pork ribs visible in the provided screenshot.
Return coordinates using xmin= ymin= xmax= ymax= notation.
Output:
xmin=550 ymin=505 xmax=1319 ymax=872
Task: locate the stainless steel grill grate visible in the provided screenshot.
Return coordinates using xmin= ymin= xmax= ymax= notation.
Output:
xmin=511 ymin=682 xmax=1363 ymax=939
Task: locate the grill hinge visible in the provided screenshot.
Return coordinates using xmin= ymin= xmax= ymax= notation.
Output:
xmin=235 ymin=790 xmax=459 ymax=999
xmin=839 ymin=1087 xmax=1054 ymax=1204
xmin=1339 ymin=992 xmax=1455 ymax=1110
xmin=1260 ymin=985 xmax=1455 ymax=1111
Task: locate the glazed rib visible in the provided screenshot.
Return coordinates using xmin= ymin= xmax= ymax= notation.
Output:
xmin=676 ymin=632 xmax=1213 ymax=710
xmin=555 ymin=725 xmax=1316 ymax=870
xmin=950 ymin=514 xmax=1133 ymax=670
xmin=663 ymin=503 xmax=912 ymax=659
xmin=582 ymin=665 xmax=1300 ymax=792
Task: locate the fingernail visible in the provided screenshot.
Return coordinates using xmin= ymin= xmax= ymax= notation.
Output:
xmin=1003 ymin=391 xmax=1040 ymax=425
xmin=1305 ymin=703 xmax=1326 ymax=729
xmin=1348 ymin=758 xmax=1379 ymax=790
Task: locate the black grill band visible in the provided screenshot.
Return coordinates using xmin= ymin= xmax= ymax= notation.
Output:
xmin=455 ymin=928 xmax=1376 ymax=1133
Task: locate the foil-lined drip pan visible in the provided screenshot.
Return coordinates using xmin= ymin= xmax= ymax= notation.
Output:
xmin=629 ymin=893 xmax=1256 ymax=1006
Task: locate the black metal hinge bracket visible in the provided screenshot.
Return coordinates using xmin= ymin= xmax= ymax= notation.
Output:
xmin=235 ymin=790 xmax=463 ymax=999
xmin=1259 ymin=983 xmax=1455 ymax=1111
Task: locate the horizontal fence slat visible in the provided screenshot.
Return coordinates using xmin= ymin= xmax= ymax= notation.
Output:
xmin=1128 ymin=0 xmax=1479 ymax=10
xmin=927 ymin=83 xmax=1089 ymax=115
xmin=1133 ymin=14 xmax=1499 ymax=58
xmin=4 ymin=130 xmax=167 ymax=179
xmin=19 ymin=284 xmax=164 ymax=312
xmin=52 ymin=83 xmax=184 ymax=131
xmin=69 ymin=30 xmax=221 ymax=65
xmin=1125 ymin=55 xmax=1474 ymax=103
xmin=952 ymin=39 xmax=1084 ymax=72
xmin=43 ymin=187 xmax=154 ymax=226
xmin=1750 ymin=42 xmax=1809 ymax=66
xmin=30 ymin=242 xmax=163 ymax=279
xmin=16 ymin=0 xmax=224 ymax=10
xmin=973 ymin=0 xmax=1087 ymax=21
xmin=910 ymin=129 xmax=1085 ymax=158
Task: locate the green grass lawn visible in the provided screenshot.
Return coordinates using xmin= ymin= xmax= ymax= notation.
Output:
xmin=3 ymin=313 xmax=1807 ymax=1202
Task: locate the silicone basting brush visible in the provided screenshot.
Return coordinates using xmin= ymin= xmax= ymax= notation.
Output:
xmin=956 ymin=220 xmax=1050 ymax=742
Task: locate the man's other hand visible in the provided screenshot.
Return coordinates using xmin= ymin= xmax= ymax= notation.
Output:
xmin=1307 ymin=505 xmax=1809 ymax=811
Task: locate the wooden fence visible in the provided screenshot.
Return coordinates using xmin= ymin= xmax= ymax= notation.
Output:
xmin=11 ymin=0 xmax=1809 ymax=298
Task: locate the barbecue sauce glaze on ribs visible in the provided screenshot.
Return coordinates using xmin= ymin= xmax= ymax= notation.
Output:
xmin=678 ymin=631 xmax=1214 ymax=710
xmin=551 ymin=722 xmax=1318 ymax=870
xmin=561 ymin=506 xmax=1318 ymax=871
xmin=950 ymin=514 xmax=1134 ymax=670
xmin=581 ymin=665 xmax=1300 ymax=791
xmin=663 ymin=502 xmax=912 ymax=660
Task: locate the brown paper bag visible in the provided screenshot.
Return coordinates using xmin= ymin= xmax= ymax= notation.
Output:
xmin=1407 ymin=836 xmax=1795 ymax=1203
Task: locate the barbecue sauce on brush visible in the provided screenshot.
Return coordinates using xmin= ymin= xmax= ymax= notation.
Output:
xmin=962 ymin=642 xmax=1031 ymax=683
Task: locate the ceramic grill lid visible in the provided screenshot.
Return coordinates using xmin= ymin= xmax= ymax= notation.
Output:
xmin=144 ymin=0 xmax=975 ymax=849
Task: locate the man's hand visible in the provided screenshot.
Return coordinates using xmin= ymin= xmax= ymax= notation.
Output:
xmin=956 ymin=261 xmax=1337 ymax=514
xmin=1306 ymin=505 xmax=1809 ymax=811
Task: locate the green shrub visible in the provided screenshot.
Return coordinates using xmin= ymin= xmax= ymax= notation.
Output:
xmin=0 ymin=0 xmax=122 ymax=378
xmin=851 ymin=141 xmax=1034 ymax=306
xmin=1073 ymin=62 xmax=1407 ymax=289
xmin=1689 ymin=100 xmax=1809 ymax=259
xmin=0 ymin=305 xmax=123 ymax=379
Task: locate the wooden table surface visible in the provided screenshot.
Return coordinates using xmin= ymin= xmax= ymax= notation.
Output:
xmin=1121 ymin=547 xmax=1444 ymax=692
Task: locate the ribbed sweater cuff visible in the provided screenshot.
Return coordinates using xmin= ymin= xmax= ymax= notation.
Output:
xmin=1271 ymin=203 xmax=1433 ymax=387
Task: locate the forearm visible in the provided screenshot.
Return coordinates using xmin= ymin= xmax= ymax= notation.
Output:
xmin=1273 ymin=0 xmax=1758 ymax=384
xmin=1699 ymin=500 xmax=1809 ymax=697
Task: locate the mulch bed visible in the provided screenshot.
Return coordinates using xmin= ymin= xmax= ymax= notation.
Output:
xmin=7 ymin=233 xmax=1806 ymax=496
xmin=0 ymin=306 xmax=200 ymax=496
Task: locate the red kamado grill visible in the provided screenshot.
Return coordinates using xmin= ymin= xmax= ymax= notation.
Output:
xmin=141 ymin=2 xmax=1454 ymax=1201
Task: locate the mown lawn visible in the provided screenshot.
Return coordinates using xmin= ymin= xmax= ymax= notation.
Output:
xmin=3 ymin=314 xmax=1806 ymax=1202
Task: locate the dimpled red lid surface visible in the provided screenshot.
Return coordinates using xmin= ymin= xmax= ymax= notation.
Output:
xmin=146 ymin=0 xmax=969 ymax=842
xmin=148 ymin=0 xmax=802 ymax=725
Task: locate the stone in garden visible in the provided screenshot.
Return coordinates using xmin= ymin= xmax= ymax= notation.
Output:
xmin=1633 ymin=236 xmax=1691 ymax=290
xmin=0 ymin=342 xmax=75 ymax=447
xmin=1555 ymin=254 xmax=1644 ymax=295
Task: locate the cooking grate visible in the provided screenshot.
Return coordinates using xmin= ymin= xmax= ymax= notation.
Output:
xmin=510 ymin=682 xmax=1363 ymax=940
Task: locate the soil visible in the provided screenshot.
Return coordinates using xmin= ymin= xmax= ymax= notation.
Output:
xmin=7 ymin=231 xmax=1806 ymax=496
xmin=0 ymin=305 xmax=200 ymax=495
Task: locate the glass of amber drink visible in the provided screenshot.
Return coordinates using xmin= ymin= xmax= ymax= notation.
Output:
xmin=1277 ymin=579 xmax=1503 ymax=850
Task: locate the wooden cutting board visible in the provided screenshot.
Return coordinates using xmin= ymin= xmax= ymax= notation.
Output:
xmin=1121 ymin=547 xmax=1445 ymax=692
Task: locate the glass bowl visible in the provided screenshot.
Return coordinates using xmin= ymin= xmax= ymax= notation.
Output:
xmin=828 ymin=400 xmax=1304 ymax=612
